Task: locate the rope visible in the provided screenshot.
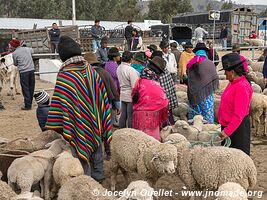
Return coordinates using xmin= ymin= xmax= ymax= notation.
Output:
xmin=189 ymin=130 xmax=231 ymax=148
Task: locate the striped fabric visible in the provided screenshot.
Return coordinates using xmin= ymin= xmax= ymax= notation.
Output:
xmin=45 ymin=63 xmax=112 ymax=162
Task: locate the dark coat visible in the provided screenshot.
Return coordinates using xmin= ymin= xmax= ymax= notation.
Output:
xmin=220 ymin=28 xmax=228 ymax=39
xmin=36 ymin=104 xmax=50 ymax=131
xmin=262 ymin=56 xmax=267 ymax=78
xmin=125 ymin=25 xmax=133 ymax=40
xmin=49 ymin=29 xmax=60 ymax=42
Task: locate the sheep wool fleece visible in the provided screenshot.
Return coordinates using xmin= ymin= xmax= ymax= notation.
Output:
xmin=46 ymin=63 xmax=112 ymax=162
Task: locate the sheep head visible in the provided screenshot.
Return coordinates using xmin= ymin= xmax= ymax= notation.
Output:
xmin=146 ymin=143 xmax=177 ymax=175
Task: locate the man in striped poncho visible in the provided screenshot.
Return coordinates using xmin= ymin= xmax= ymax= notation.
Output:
xmin=45 ymin=36 xmax=112 ymax=182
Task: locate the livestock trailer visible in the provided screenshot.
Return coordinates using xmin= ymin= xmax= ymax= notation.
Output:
xmin=172 ymin=7 xmax=258 ymax=45
xmin=150 ymin=24 xmax=192 ymax=44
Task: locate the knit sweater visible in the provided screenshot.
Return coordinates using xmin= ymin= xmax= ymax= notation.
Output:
xmin=218 ymin=76 xmax=252 ymax=136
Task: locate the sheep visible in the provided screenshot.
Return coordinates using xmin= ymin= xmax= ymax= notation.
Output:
xmin=1 ymin=171 xmax=44 ymax=200
xmin=217 ymin=182 xmax=248 ymax=200
xmin=216 ymin=80 xmax=228 ymax=95
xmin=247 ymin=59 xmax=264 ymax=72
xmin=251 ymin=81 xmax=262 ymax=93
xmin=176 ymin=84 xmax=187 ymax=92
xmin=176 ymin=91 xmax=188 ymax=103
xmin=218 ymin=75 xmax=226 ymax=80
xmin=7 ymin=139 xmax=68 ymax=200
xmin=160 ymin=126 xmax=173 ymax=142
xmin=172 ymin=120 xmax=220 ymax=144
xmin=164 ymin=134 xmax=257 ymax=191
xmin=247 ymin=71 xmax=265 ymax=89
xmin=250 ymin=93 xmax=267 ymax=137
xmin=1 ymin=130 xmax=62 ymax=152
xmin=263 ymin=88 xmax=267 ymax=96
xmin=110 ymin=128 xmax=177 ymax=191
xmin=192 ymin=115 xmax=221 ymax=132
xmin=172 ymin=102 xmax=188 ymax=120
xmin=243 ymin=38 xmax=264 ymax=46
xmin=51 ymin=151 xmax=84 ymax=196
xmin=214 ymin=95 xmax=221 ymax=123
xmin=58 ymin=175 xmax=154 ymax=200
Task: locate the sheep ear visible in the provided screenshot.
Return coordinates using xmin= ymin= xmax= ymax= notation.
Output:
xmin=182 ymin=125 xmax=189 ymax=130
xmin=45 ymin=141 xmax=53 ymax=148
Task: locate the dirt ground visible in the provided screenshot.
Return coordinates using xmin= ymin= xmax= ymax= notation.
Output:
xmin=0 ymin=50 xmax=266 ymax=199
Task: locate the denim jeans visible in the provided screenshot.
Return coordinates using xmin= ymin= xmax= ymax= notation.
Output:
xmin=221 ymin=39 xmax=227 ymax=49
xmin=119 ymin=101 xmax=133 ymax=128
xmin=92 ymin=39 xmax=101 ymax=52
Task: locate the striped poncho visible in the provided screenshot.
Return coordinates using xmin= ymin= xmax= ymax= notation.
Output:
xmin=45 ymin=62 xmax=112 ymax=162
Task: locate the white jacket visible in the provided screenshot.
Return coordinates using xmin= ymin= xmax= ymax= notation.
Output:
xmin=162 ymin=52 xmax=177 ymax=74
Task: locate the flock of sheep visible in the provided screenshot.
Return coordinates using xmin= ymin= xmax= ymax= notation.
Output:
xmin=0 ymin=52 xmax=266 ymax=200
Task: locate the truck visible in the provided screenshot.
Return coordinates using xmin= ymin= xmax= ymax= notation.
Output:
xmin=172 ymin=7 xmax=259 ymax=46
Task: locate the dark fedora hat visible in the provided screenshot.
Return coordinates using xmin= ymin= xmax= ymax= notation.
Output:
xmin=193 ymin=42 xmax=209 ymax=53
xmin=159 ymin=40 xmax=169 ymax=49
xmin=108 ymin=47 xmax=120 ymax=57
xmin=220 ymin=53 xmax=246 ymax=71
xmin=148 ymin=56 xmax=166 ymax=74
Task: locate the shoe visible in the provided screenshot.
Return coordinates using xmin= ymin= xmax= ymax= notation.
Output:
xmin=21 ymin=107 xmax=31 ymax=110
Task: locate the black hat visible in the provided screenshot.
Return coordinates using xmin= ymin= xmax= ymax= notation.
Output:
xmin=159 ymin=40 xmax=169 ymax=49
xmin=58 ymin=36 xmax=82 ymax=62
xmin=108 ymin=47 xmax=120 ymax=57
xmin=147 ymin=44 xmax=157 ymax=52
xmin=148 ymin=56 xmax=166 ymax=74
xmin=122 ymin=51 xmax=133 ymax=62
xmin=220 ymin=53 xmax=246 ymax=71
xmin=184 ymin=42 xmax=193 ymax=49
xmin=193 ymin=42 xmax=209 ymax=53
xmin=151 ymin=50 xmax=163 ymax=59
xmin=101 ymin=37 xmax=108 ymax=44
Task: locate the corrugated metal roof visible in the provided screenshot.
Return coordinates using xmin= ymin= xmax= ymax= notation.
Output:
xmin=0 ymin=18 xmax=152 ymax=30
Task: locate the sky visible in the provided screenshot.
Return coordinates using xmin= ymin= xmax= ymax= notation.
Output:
xmin=232 ymin=0 xmax=267 ymax=5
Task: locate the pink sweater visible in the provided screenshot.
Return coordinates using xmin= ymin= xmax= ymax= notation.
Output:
xmin=218 ymin=76 xmax=252 ymax=136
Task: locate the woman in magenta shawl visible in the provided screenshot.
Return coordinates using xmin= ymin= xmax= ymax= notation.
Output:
xmin=131 ymin=56 xmax=168 ymax=141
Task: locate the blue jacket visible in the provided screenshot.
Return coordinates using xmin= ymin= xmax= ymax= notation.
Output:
xmin=36 ymin=104 xmax=50 ymax=131
xmin=263 ymin=56 xmax=267 ymax=78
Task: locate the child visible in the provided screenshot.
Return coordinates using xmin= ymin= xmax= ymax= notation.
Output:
xmin=34 ymin=91 xmax=50 ymax=131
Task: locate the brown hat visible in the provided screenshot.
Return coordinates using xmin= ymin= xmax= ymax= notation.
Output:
xmin=148 ymin=56 xmax=166 ymax=74
xmin=84 ymin=52 xmax=100 ymax=64
xmin=232 ymin=43 xmax=240 ymax=51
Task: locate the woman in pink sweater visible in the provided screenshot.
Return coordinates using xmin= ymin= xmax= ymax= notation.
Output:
xmin=218 ymin=53 xmax=253 ymax=155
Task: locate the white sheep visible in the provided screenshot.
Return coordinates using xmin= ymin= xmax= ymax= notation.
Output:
xmin=176 ymin=91 xmax=188 ymax=103
xmin=251 ymin=81 xmax=262 ymax=93
xmin=216 ymin=80 xmax=229 ymax=95
xmin=176 ymin=84 xmax=187 ymax=92
xmin=263 ymin=88 xmax=267 ymax=96
xmin=164 ymin=134 xmax=257 ymax=191
xmin=51 ymin=151 xmax=84 ymax=196
xmin=160 ymin=126 xmax=173 ymax=142
xmin=250 ymin=93 xmax=267 ymax=137
xmin=247 ymin=59 xmax=264 ymax=72
xmin=248 ymin=71 xmax=265 ymax=89
xmin=58 ymin=175 xmax=154 ymax=200
xmin=192 ymin=115 xmax=221 ymax=132
xmin=172 ymin=102 xmax=188 ymax=120
xmin=243 ymin=38 xmax=264 ymax=46
xmin=110 ymin=128 xmax=177 ymax=191
xmin=217 ymin=182 xmax=248 ymax=200
xmin=219 ymin=75 xmax=226 ymax=80
xmin=172 ymin=120 xmax=220 ymax=144
xmin=214 ymin=95 xmax=221 ymax=123
xmin=7 ymin=139 xmax=68 ymax=200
